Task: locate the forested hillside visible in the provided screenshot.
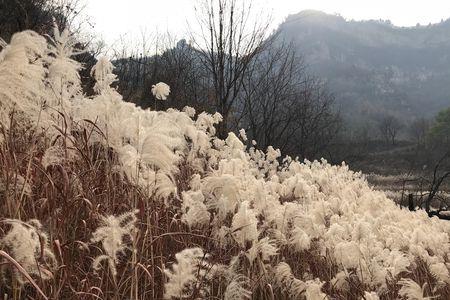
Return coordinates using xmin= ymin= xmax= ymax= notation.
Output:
xmin=278 ymin=10 xmax=450 ymax=126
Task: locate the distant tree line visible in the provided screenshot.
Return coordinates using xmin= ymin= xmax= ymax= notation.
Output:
xmin=112 ymin=0 xmax=341 ymax=160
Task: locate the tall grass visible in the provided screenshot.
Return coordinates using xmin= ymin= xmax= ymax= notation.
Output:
xmin=0 ymin=28 xmax=449 ymax=300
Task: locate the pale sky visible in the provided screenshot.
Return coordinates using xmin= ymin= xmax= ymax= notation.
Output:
xmin=86 ymin=0 xmax=450 ymax=47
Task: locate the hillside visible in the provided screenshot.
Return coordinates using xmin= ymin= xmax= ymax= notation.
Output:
xmin=277 ymin=10 xmax=450 ymax=125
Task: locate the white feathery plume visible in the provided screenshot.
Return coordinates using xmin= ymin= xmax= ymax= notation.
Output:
xmin=91 ymin=56 xmax=117 ymax=93
xmin=330 ymin=271 xmax=349 ymax=291
xmin=212 ymin=225 xmax=234 ymax=248
xmin=334 ymin=241 xmax=361 ymax=269
xmin=239 ymin=129 xmax=248 ymax=141
xmin=183 ymin=106 xmax=196 ymax=117
xmin=189 ymin=174 xmax=202 ymax=191
xmin=0 ymin=30 xmax=47 ymax=128
xmin=290 ymin=227 xmax=311 ymax=252
xmin=203 ymin=175 xmax=240 ymax=220
xmin=304 ymin=279 xmax=327 ymax=300
xmin=152 ymin=82 xmax=170 ymax=100
xmin=266 ymin=146 xmax=281 ymax=162
xmin=163 ymin=247 xmax=210 ymax=299
xmin=91 ymin=210 xmax=138 ymax=277
xmin=140 ymin=125 xmax=185 ymax=172
xmin=398 ymin=278 xmax=432 ymax=300
xmin=225 ymin=132 xmax=245 ymax=159
xmin=231 ymin=201 xmax=258 ymax=247
xmin=246 ymin=237 xmax=278 ymax=265
xmin=429 ymin=262 xmax=450 ymax=284
xmin=181 ymin=190 xmax=210 ymax=228
xmin=224 ymin=275 xmax=251 ymax=300
xmin=154 ymin=172 xmax=178 ymax=201
xmin=0 ymin=219 xmax=56 ymax=284
xmin=117 ymin=144 xmax=141 ymax=182
xmin=274 ymin=262 xmax=307 ymax=298
xmin=196 ymin=112 xmax=222 ymax=136
xmin=47 ymin=25 xmax=82 ymax=106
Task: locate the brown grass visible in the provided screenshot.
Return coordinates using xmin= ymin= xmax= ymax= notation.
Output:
xmin=0 ymin=114 xmax=449 ymax=299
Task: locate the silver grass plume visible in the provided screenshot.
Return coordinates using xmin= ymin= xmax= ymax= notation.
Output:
xmin=0 ymin=219 xmax=56 ymax=285
xmin=91 ymin=209 xmax=138 ymax=277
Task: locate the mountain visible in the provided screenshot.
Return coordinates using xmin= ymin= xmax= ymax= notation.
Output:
xmin=277 ymin=10 xmax=450 ymax=126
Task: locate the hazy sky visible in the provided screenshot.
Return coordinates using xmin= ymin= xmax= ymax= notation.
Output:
xmin=87 ymin=0 xmax=450 ymax=46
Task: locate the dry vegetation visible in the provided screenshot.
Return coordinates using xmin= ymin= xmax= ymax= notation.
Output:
xmin=0 ymin=28 xmax=450 ymax=300
xmin=1 ymin=117 xmax=449 ymax=299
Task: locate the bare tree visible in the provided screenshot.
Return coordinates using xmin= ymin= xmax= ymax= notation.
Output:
xmin=378 ymin=115 xmax=403 ymax=145
xmin=424 ymin=151 xmax=450 ymax=218
xmin=408 ymin=117 xmax=430 ymax=145
xmin=193 ymin=0 xmax=271 ymax=138
xmin=402 ymin=150 xmax=450 ymax=220
xmin=239 ymin=42 xmax=302 ymax=149
xmin=111 ymin=0 xmax=341 ymax=159
xmin=112 ymin=33 xmax=213 ymax=112
xmin=239 ymin=41 xmax=341 ymax=159
xmin=156 ymin=39 xmax=212 ymax=111
xmin=290 ymin=80 xmax=341 ymax=159
xmin=111 ymin=32 xmax=164 ymax=105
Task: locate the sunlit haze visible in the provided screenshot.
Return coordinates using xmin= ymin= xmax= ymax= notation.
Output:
xmin=87 ymin=0 xmax=450 ymax=45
